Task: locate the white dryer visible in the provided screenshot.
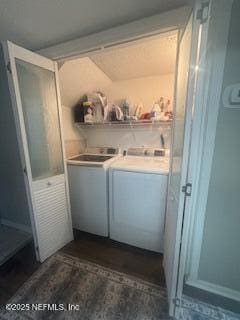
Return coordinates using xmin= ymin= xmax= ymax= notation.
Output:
xmin=109 ymin=148 xmax=169 ymax=253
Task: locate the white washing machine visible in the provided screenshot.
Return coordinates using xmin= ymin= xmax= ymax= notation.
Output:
xmin=67 ymin=147 xmax=120 ymax=236
xmin=109 ymin=148 xmax=169 ymax=253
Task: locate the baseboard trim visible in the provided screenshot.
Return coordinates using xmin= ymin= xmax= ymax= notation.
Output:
xmin=186 ymin=279 xmax=240 ymax=302
xmin=177 ymin=296 xmax=240 ymax=320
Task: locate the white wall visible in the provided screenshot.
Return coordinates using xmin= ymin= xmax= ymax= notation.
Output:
xmin=59 ymin=57 xmax=112 ymax=156
xmin=104 ymin=74 xmax=174 ymax=113
xmin=61 ymin=105 xmax=83 ymax=141
xmin=59 ymin=56 xmax=174 ymax=154
xmin=59 ymin=57 xmax=174 ymax=112
xmin=61 ymin=105 xmax=86 ymax=157
xmin=59 ymin=57 xmax=111 ymax=108
xmin=82 ymin=125 xmax=171 ymax=151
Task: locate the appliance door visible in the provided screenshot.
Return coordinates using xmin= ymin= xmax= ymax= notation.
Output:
xmin=163 ymin=11 xmax=200 ymax=315
xmin=67 ymin=165 xmax=108 ymax=236
xmin=3 ymin=41 xmax=73 ymax=262
xmin=109 ymin=169 xmax=168 ymax=252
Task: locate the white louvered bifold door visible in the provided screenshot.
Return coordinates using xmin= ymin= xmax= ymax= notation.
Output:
xmin=3 ymin=41 xmax=73 ymax=263
xmin=33 ymin=175 xmax=73 ymax=262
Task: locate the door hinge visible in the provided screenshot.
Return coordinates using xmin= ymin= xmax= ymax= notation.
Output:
xmin=172 ymin=297 xmax=181 ymax=307
xmin=197 ymin=2 xmax=209 ymax=24
xmin=182 ymin=182 xmax=192 ymax=196
xmin=6 ymin=61 xmax=12 ymax=74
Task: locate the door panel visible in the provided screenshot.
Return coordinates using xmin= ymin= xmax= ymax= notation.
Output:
xmin=110 ymin=170 xmax=168 ymax=253
xmin=67 ymin=165 xmax=108 ymax=236
xmin=15 ymin=59 xmax=64 ymax=181
xmin=163 ymin=14 xmax=194 ymax=315
xmin=164 ymin=189 xmax=178 ymax=296
xmin=33 ymin=177 xmax=71 ymax=262
xmin=3 ymin=41 xmax=73 ymax=262
xmin=170 ymin=18 xmax=193 ymax=200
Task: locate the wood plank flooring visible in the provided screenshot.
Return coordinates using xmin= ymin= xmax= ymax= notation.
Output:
xmin=61 ymin=230 xmax=165 ymax=287
xmin=0 ymin=229 xmax=165 ymax=305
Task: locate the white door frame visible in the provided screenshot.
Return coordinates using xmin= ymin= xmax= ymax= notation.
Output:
xmin=2 ymin=41 xmax=73 ymax=261
xmin=175 ymin=0 xmax=234 ymax=314
xmin=164 ymin=0 xmax=207 ymax=315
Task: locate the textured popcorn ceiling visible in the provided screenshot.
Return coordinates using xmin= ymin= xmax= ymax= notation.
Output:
xmin=90 ymin=33 xmax=178 ymax=81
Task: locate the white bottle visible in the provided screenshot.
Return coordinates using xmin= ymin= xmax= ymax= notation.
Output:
xmin=134 ymin=103 xmax=143 ymax=119
xmin=151 ymin=102 xmax=161 ymax=120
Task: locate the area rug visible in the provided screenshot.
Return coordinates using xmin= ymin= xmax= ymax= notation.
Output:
xmin=0 ymin=253 xmax=171 ymax=320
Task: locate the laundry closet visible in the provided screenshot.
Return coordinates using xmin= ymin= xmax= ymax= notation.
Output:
xmin=58 ymin=32 xmax=177 ymax=253
xmin=59 ymin=33 xmax=177 ymax=157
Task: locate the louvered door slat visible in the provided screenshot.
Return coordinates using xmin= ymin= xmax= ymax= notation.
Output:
xmin=33 ymin=179 xmax=72 ymax=262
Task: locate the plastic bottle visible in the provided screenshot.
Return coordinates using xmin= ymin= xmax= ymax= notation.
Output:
xmin=122 ymin=99 xmax=130 ymax=121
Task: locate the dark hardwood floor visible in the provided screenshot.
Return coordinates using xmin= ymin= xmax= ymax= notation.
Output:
xmin=61 ymin=230 xmax=166 ymax=287
xmin=0 ymin=229 xmax=165 ymax=306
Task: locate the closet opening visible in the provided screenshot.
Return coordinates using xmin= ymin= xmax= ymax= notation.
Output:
xmin=58 ymin=30 xmax=178 ymax=286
